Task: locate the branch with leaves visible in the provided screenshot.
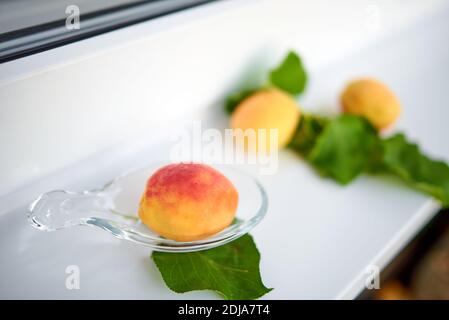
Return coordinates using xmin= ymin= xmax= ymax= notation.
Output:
xmin=227 ymin=51 xmax=449 ymax=206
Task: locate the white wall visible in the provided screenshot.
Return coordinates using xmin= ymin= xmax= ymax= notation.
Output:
xmin=0 ymin=0 xmax=447 ymax=195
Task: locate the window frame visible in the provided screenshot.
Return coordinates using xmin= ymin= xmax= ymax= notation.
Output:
xmin=0 ymin=0 xmax=218 ymax=63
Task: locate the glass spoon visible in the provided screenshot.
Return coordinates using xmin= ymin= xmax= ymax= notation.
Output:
xmin=27 ymin=163 xmax=268 ymax=252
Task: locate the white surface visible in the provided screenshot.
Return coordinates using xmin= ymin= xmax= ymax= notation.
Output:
xmin=1 ymin=0 xmax=449 ymax=299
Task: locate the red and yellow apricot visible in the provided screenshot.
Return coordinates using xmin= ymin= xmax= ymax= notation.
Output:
xmin=138 ymin=163 xmax=238 ymax=241
xmin=341 ymin=78 xmax=401 ymax=130
xmin=230 ymin=88 xmax=301 ymax=152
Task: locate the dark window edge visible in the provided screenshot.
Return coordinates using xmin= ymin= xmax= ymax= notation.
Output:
xmin=0 ymin=0 xmax=220 ymax=64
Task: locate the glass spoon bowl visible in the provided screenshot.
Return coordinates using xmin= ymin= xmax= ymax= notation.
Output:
xmin=27 ymin=163 xmax=268 ymax=252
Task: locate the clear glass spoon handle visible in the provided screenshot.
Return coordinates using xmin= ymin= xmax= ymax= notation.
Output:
xmin=28 ymin=189 xmax=123 ymax=231
xmin=28 ymin=188 xmax=173 ymax=248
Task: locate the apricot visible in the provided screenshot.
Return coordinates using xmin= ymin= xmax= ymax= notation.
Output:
xmin=230 ymin=88 xmax=301 ymax=151
xmin=341 ymin=78 xmax=401 ymax=130
xmin=138 ymin=163 xmax=238 ymax=241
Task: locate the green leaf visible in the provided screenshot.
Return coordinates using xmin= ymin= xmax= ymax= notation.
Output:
xmin=269 ymin=51 xmax=307 ymax=95
xmin=288 ymin=113 xmax=329 ymax=157
xmin=381 ymin=133 xmax=449 ymax=206
xmin=224 ymin=51 xmax=307 ymax=115
xmin=152 ymin=234 xmax=272 ymax=300
xmin=224 ymin=88 xmax=258 ymax=115
xmin=308 ymin=114 xmax=381 ymax=185
xmin=289 ymin=114 xmax=449 ymax=205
